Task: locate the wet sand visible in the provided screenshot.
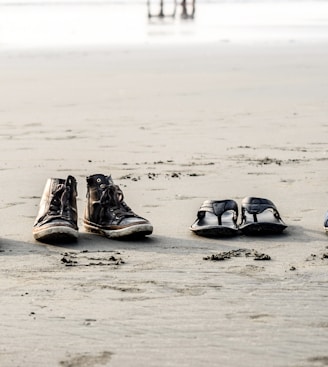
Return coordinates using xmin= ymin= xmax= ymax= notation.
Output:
xmin=1 ymin=41 xmax=328 ymax=366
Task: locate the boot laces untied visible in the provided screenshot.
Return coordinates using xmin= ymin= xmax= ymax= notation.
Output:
xmin=99 ymin=183 xmax=135 ymax=221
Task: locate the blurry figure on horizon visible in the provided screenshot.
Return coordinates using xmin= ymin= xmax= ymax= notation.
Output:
xmin=147 ymin=0 xmax=177 ymax=18
xmin=181 ymin=0 xmax=195 ymax=19
xmin=147 ymin=0 xmax=196 ymax=19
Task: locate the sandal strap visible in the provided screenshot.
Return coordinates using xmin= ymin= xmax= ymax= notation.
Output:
xmin=241 ymin=197 xmax=282 ymax=223
xmin=197 ymin=200 xmax=238 ymax=225
xmin=242 ymin=197 xmax=276 ymax=214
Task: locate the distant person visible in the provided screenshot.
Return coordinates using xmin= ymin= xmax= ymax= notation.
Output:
xmin=181 ymin=0 xmax=195 ymax=19
xmin=147 ymin=0 xmax=177 ymax=18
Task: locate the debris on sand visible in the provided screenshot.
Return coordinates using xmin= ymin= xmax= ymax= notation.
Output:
xmin=61 ymin=251 xmax=125 ymax=267
xmin=203 ymin=248 xmax=271 ymax=261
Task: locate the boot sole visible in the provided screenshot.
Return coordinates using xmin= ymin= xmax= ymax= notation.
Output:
xmin=33 ymin=226 xmax=78 ymax=242
xmin=84 ymin=222 xmax=153 ymax=239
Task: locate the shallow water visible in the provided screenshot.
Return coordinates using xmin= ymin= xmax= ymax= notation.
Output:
xmin=0 ymin=0 xmax=327 ymax=50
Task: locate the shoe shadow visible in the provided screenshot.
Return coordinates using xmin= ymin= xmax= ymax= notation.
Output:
xmin=187 ymin=223 xmax=327 ymax=250
xmin=21 ymin=223 xmax=327 ymax=254
xmin=0 ymin=237 xmax=51 ymax=256
xmin=36 ymin=231 xmax=238 ymax=254
xmin=77 ymin=224 xmax=326 ymax=254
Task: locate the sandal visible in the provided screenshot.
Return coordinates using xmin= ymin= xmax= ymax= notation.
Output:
xmin=190 ymin=200 xmax=239 ymax=237
xmin=239 ymin=197 xmax=287 ymax=235
xmin=323 ymin=211 xmax=328 ymax=233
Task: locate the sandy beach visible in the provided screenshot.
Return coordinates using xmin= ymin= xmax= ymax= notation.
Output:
xmin=1 ymin=1 xmax=328 ymax=366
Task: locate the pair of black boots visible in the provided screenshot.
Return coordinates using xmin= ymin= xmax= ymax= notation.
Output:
xmin=33 ymin=174 xmax=153 ymax=243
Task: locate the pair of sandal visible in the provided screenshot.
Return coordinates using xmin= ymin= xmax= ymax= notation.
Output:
xmin=190 ymin=197 xmax=287 ymax=237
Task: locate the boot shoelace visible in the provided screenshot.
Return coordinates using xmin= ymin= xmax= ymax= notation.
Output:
xmin=99 ymin=183 xmax=136 ymax=219
xmin=49 ymin=176 xmax=75 ymax=217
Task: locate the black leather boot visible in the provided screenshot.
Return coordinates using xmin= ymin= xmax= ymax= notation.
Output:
xmin=84 ymin=174 xmax=153 ymax=239
xmin=33 ymin=175 xmax=78 ymax=242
